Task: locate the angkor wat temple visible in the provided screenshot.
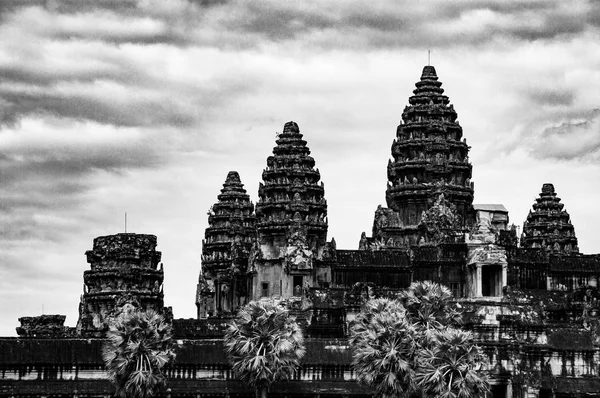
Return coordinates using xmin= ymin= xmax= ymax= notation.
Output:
xmin=2 ymin=66 xmax=600 ymax=398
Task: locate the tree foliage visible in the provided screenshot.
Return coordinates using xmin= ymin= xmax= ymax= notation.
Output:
xmin=350 ymin=282 xmax=489 ymax=398
xmin=349 ymin=299 xmax=417 ymax=398
xmin=102 ymin=305 xmax=176 ymax=398
xmin=224 ymin=301 xmax=306 ymax=398
xmin=416 ymin=328 xmax=489 ymax=398
xmin=399 ymin=281 xmax=462 ymax=332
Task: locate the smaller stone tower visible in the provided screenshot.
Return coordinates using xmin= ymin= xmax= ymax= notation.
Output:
xmin=255 ymin=121 xmax=328 ymax=254
xmin=196 ymin=171 xmax=256 ymax=318
xmin=251 ymin=121 xmax=332 ymax=300
xmin=76 ymin=233 xmax=165 ymax=337
xmin=521 ymin=183 xmax=579 ymax=253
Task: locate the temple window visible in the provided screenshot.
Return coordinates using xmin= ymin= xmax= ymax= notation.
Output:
xmin=293 ymin=275 xmax=303 ymax=296
xmin=490 ymin=384 xmax=508 ymax=398
xmin=261 ymin=282 xmax=269 ymax=297
xmin=446 ymin=268 xmax=462 ymax=298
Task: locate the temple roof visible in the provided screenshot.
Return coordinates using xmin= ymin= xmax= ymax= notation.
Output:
xmin=473 ymin=204 xmax=508 ymax=213
xmin=256 ymin=121 xmax=327 ymax=245
xmin=201 ymin=171 xmax=256 ymax=277
xmin=219 ymin=171 xmax=244 ymax=194
xmin=383 ymin=65 xmax=474 ymax=240
xmin=521 ymin=183 xmax=578 ymax=253
xmin=421 ymin=65 xmax=438 ymax=79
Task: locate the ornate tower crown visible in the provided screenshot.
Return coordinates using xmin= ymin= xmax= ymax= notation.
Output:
xmin=196 ymin=171 xmax=256 ymax=317
xmin=255 ymin=121 xmax=328 ymax=252
xmin=386 ymin=65 xmax=474 ymax=228
xmin=200 ymin=171 xmax=256 ymax=279
xmin=521 ymin=183 xmax=579 ymax=253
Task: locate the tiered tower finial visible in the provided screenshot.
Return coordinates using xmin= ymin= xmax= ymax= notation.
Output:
xmin=196 ymin=171 xmax=255 ymax=318
xmin=377 ymin=65 xmax=474 ymax=246
xmin=521 ymin=183 xmax=578 ymax=253
xmin=255 ymin=121 xmax=328 ymax=254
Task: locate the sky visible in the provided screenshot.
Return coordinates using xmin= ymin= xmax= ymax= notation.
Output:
xmin=1 ymin=0 xmax=600 ymax=336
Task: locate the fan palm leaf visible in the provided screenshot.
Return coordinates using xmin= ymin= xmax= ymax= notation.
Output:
xmin=415 ymin=328 xmax=490 ymax=398
xmin=350 ymin=298 xmax=417 ymax=398
xmin=102 ymin=307 xmax=176 ymax=398
xmin=224 ymin=301 xmax=306 ymax=398
xmin=350 ymin=283 xmax=488 ymax=398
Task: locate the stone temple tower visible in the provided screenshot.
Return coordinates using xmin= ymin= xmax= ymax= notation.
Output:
xmin=196 ymin=171 xmax=256 ymax=318
xmin=76 ymin=233 xmax=165 ymax=337
xmin=255 ymin=121 xmax=328 ymax=254
xmin=367 ymin=65 xmax=475 ymax=248
xmin=251 ymin=121 xmax=332 ymax=300
xmin=521 ymin=183 xmax=579 ymax=253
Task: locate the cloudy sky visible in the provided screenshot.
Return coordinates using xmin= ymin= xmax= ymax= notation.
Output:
xmin=1 ymin=0 xmax=600 ymax=336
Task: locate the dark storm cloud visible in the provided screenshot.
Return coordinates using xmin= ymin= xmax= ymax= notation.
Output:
xmin=0 ymin=98 xmax=19 ymax=126
xmin=0 ymin=75 xmax=253 ymax=128
xmin=51 ymin=30 xmax=188 ymax=47
xmin=532 ymin=109 xmax=600 ymax=161
xmin=197 ymin=0 xmax=600 ymax=49
xmin=0 ymin=136 xmax=167 ymax=242
xmin=3 ymin=0 xmax=599 ymax=49
xmin=0 ymin=144 xmax=163 ymax=187
xmin=0 ymin=0 xmax=138 ymax=15
xmin=0 ymin=58 xmax=148 ymax=88
xmin=0 ymin=0 xmax=259 ymax=248
xmin=0 ymin=90 xmax=196 ymax=128
xmin=507 ymin=15 xmax=585 ymax=41
xmin=468 ymin=0 xmax=559 ymax=13
xmin=527 ymin=88 xmax=575 ymax=107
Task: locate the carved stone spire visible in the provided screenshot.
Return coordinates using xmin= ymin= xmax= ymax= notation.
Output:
xmin=521 ymin=183 xmax=579 ymax=253
xmin=197 ymin=171 xmax=256 ymax=317
xmin=255 ymin=121 xmax=328 ymax=254
xmin=379 ymin=65 xmax=474 ymax=245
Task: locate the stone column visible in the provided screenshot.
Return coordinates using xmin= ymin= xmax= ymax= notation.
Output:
xmin=475 ymin=265 xmax=483 ymax=297
xmin=506 ymin=382 xmax=513 ymax=398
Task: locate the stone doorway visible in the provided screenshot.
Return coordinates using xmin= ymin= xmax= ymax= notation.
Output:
xmin=482 ymin=265 xmax=502 ymax=297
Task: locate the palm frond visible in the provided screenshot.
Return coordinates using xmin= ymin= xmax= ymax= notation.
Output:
xmin=224 ymin=300 xmax=306 ymax=393
xmin=102 ymin=305 xmax=176 ymax=398
xmin=416 ymin=328 xmax=490 ymax=398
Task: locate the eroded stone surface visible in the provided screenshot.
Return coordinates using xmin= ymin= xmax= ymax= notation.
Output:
xmin=76 ymin=233 xmax=166 ymax=337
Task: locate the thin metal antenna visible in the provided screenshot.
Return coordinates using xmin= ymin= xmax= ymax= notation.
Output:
xmin=428 ymin=49 xmax=431 ymax=66
xmin=125 ymin=212 xmax=127 ymax=233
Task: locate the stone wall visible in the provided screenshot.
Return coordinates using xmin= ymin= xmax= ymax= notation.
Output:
xmin=3 ymin=337 xmax=600 ymax=397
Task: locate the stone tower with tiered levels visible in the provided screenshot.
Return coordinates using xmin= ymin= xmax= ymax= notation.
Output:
xmin=521 ymin=183 xmax=579 ymax=253
xmin=251 ymin=121 xmax=332 ymax=300
xmin=255 ymin=121 xmax=328 ymax=254
xmin=372 ymin=65 xmax=475 ymax=247
xmin=196 ymin=171 xmax=256 ymax=318
xmin=76 ymin=233 xmax=165 ymax=337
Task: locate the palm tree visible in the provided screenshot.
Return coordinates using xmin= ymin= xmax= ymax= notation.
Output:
xmin=415 ymin=328 xmax=490 ymax=398
xmin=223 ymin=300 xmax=306 ymax=398
xmin=102 ymin=305 xmax=176 ymax=398
xmin=349 ymin=298 xmax=418 ymax=398
xmin=350 ymin=284 xmax=489 ymax=398
xmin=399 ymin=281 xmax=461 ymax=342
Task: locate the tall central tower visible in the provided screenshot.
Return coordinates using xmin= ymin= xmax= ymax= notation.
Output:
xmin=369 ymin=66 xmax=475 ymax=247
